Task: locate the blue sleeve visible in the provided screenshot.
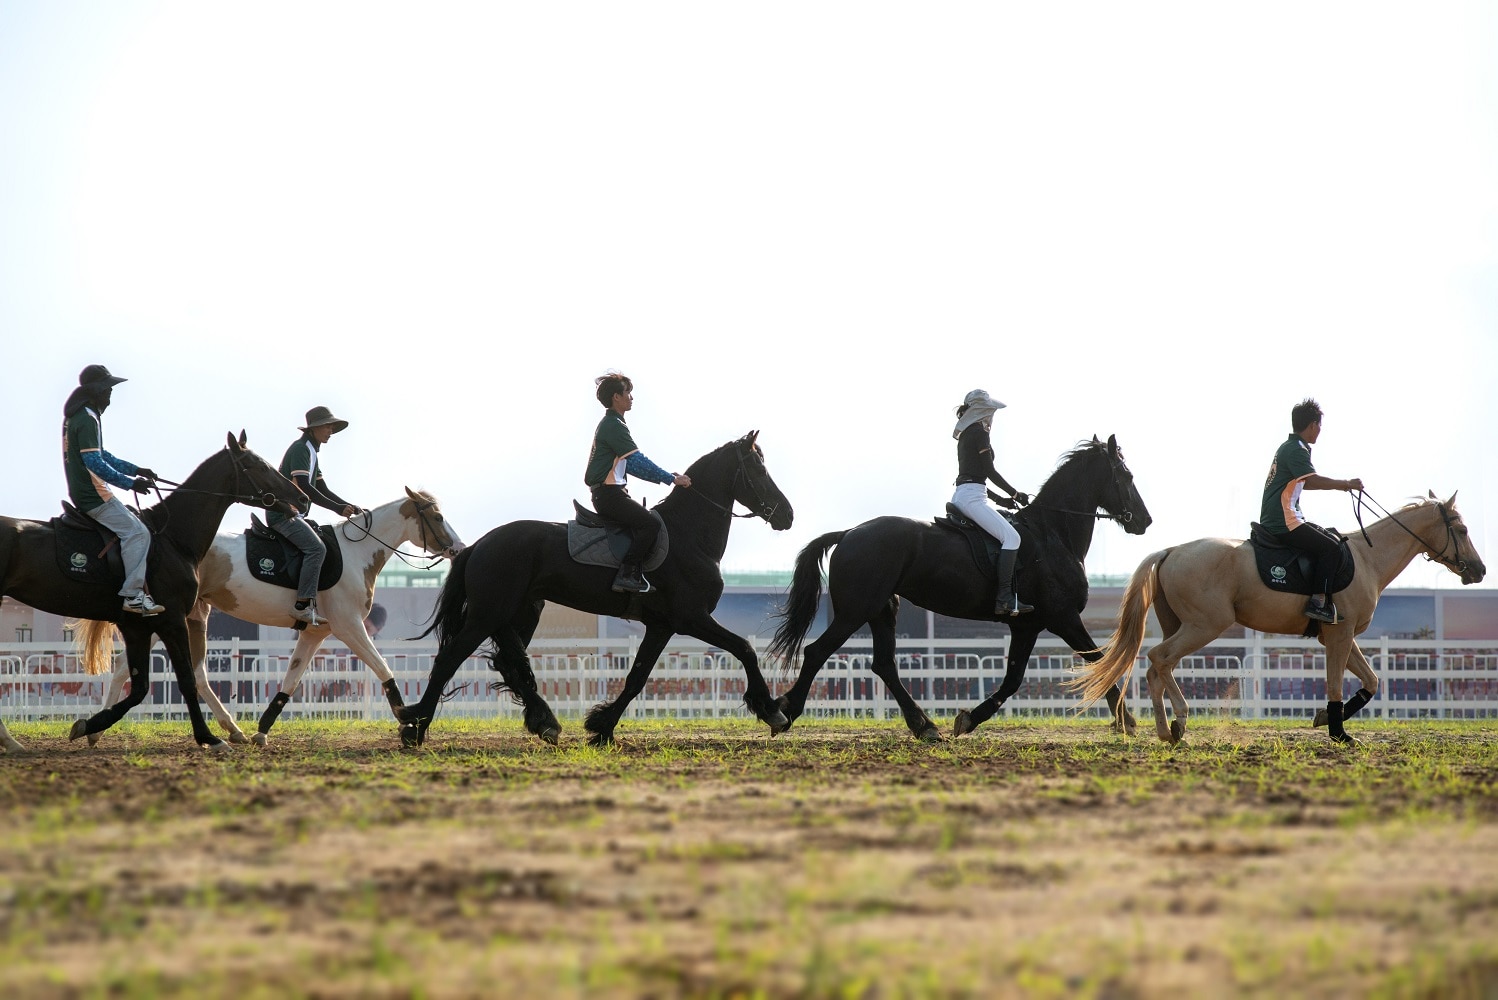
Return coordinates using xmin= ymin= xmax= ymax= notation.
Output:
xmin=82 ymin=450 xmax=139 ymax=490
xmin=625 ymin=451 xmax=676 ymax=485
xmin=100 ymin=450 xmax=138 ymax=477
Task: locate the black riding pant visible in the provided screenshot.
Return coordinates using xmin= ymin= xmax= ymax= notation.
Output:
xmin=1282 ymin=522 xmax=1342 ymax=595
xmin=590 ymin=485 xmax=658 ymax=565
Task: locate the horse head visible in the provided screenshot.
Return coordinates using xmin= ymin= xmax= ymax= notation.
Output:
xmin=402 ymin=486 xmax=465 ymax=559
xmin=732 ymin=431 xmax=794 ymax=531
xmin=226 ymin=431 xmax=306 ymax=517
xmin=1427 ymin=491 xmax=1486 ymax=585
xmin=1092 ymin=434 xmax=1152 ymax=535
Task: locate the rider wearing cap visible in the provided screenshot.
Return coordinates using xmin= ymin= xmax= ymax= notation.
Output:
xmin=584 ymin=372 xmax=691 ymax=594
xmin=268 ymin=406 xmax=363 ymax=626
xmin=62 ymin=365 xmax=164 ymax=615
xmin=952 ymin=389 xmax=1033 ymax=617
xmin=1260 ymin=398 xmax=1364 ymax=624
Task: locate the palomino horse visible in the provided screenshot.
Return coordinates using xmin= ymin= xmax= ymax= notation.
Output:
xmin=0 ymin=433 xmax=305 ymax=753
xmin=78 ymin=488 xmax=464 ymax=746
xmin=397 ymin=432 xmax=794 ymax=748
xmin=767 ymin=436 xmax=1152 ymax=742
xmin=1073 ymin=493 xmax=1486 ymax=744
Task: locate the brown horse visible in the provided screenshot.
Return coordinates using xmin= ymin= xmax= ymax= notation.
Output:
xmin=1072 ymin=493 xmax=1486 ymax=744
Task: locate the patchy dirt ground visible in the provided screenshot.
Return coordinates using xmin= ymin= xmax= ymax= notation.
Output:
xmin=3 ymin=716 xmax=1497 ymax=998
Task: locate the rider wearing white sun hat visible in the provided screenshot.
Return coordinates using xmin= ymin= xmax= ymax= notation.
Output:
xmin=951 ymin=389 xmax=1032 ymax=617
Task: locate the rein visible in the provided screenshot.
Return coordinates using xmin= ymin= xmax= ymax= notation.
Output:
xmin=1353 ymin=491 xmax=1471 ymax=575
xmin=680 ymin=447 xmax=782 ymax=523
xmin=127 ymin=454 xmax=289 ymax=535
xmin=991 ymin=490 xmax=1134 ymax=524
xmin=340 ymin=500 xmax=451 ymax=569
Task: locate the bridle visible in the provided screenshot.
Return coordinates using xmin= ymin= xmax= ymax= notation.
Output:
xmin=132 ymin=447 xmax=298 ymax=532
xmin=1354 ymin=491 xmax=1473 ymax=576
xmin=341 ymin=496 xmax=454 ymax=569
xmin=683 ymin=444 xmax=784 ymax=523
xmin=1020 ymin=453 xmax=1138 ymax=525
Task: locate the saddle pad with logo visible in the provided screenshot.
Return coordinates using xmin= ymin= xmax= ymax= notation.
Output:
xmin=1248 ymin=522 xmax=1355 ymax=596
xmin=566 ymin=508 xmax=668 ymax=572
xmin=244 ymin=520 xmax=344 ymax=592
xmin=52 ymin=515 xmax=126 ymax=587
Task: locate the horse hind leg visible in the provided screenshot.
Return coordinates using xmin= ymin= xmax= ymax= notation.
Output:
xmin=87 ymin=653 xmax=134 ymax=748
xmin=866 ymin=602 xmax=941 ymax=743
xmin=0 ymin=718 xmax=23 ymax=753
xmin=1145 ymin=624 xmax=1218 ymax=745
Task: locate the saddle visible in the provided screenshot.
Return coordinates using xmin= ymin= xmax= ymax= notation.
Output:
xmin=52 ymin=502 xmax=126 ymax=586
xmin=933 ymin=503 xmax=1038 ymax=582
xmin=243 ymin=514 xmax=344 ymax=592
xmin=566 ymin=500 xmax=668 ymax=572
xmin=1247 ymin=522 xmax=1355 ymax=596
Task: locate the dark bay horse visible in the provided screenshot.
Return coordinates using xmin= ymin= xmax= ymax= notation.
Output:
xmin=0 ymin=433 xmax=305 ymax=752
xmin=767 ymin=436 xmax=1151 ymax=742
xmin=397 ymin=431 xmax=795 ymax=748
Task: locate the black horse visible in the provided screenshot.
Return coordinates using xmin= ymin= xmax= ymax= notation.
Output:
xmin=767 ymin=435 xmax=1151 ymax=742
xmin=398 ymin=431 xmax=795 ymax=748
xmin=0 ymin=433 xmax=305 ymax=751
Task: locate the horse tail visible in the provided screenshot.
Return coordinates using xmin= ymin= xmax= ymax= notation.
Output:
xmin=75 ymin=619 xmax=120 ymax=676
xmin=414 ymin=546 xmax=473 ymax=643
xmin=1068 ymin=548 xmax=1169 ymax=709
xmin=767 ymin=530 xmax=846 ymax=666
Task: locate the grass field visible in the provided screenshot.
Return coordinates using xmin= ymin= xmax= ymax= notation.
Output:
xmin=3 ymin=715 xmax=1497 ymax=999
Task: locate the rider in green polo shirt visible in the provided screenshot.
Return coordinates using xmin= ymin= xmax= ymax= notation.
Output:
xmin=584 ymin=372 xmax=691 ymax=593
xmin=61 ymin=365 xmax=164 ymax=615
xmin=1260 ymin=398 xmax=1363 ymax=624
xmin=269 ymin=406 xmax=363 ymax=626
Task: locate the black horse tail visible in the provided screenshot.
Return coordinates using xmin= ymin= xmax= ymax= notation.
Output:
xmin=767 ymin=530 xmax=846 ymax=666
xmin=414 ymin=546 xmax=473 ymax=643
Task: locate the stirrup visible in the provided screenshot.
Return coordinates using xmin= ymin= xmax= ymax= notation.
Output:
xmin=290 ymin=604 xmax=327 ymax=627
xmin=1303 ymin=599 xmax=1339 ymax=625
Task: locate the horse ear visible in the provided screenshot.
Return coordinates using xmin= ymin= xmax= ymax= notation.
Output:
xmin=1428 ymin=489 xmax=1437 ymax=500
xmin=1446 ymin=491 xmax=1458 ymax=507
xmin=1092 ymin=434 xmax=1101 ymax=445
xmin=405 ymin=486 xmax=420 ymax=501
xmin=227 ymin=431 xmax=241 ymax=453
xmin=1107 ymin=434 xmax=1118 ymax=454
xmin=748 ymin=429 xmax=759 ymax=444
xmin=238 ymin=430 xmax=247 ymax=448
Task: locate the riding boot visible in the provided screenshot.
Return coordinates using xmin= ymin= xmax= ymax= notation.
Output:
xmin=1325 ymin=699 xmax=1354 ymax=744
xmin=611 ymin=563 xmax=651 ymax=594
xmin=994 ymin=548 xmax=1033 ymax=617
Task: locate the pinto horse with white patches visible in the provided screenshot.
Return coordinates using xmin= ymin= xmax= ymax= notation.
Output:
xmin=78 ymin=488 xmax=463 ymax=745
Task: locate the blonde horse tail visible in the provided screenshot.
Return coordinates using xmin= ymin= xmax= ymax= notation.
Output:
xmin=1068 ymin=549 xmax=1168 ymax=710
xmin=75 ymin=619 xmax=121 ymax=676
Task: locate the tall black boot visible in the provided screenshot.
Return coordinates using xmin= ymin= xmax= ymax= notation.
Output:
xmin=994 ymin=548 xmax=1033 ymax=617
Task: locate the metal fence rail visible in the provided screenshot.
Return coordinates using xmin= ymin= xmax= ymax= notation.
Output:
xmin=2 ymin=635 xmax=1495 ymax=727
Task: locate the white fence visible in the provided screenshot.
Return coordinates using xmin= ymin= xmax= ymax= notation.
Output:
xmin=2 ymin=634 xmax=1496 ymax=726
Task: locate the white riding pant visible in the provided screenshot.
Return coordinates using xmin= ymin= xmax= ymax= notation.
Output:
xmin=951 ymin=483 xmax=1020 ymax=550
xmin=86 ymin=497 xmax=152 ymax=596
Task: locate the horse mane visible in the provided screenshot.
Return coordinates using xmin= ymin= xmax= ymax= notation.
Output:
xmin=1032 ymin=439 xmax=1111 ymax=501
xmin=683 ymin=434 xmax=758 ymax=477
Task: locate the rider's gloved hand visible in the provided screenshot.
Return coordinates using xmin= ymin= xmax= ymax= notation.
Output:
xmin=1013 ymin=492 xmax=1031 ymax=506
xmin=135 ymin=467 xmax=158 ymax=483
xmin=131 ymin=476 xmax=153 ymax=492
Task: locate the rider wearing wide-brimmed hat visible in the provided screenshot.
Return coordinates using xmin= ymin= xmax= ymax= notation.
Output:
xmin=62 ymin=365 xmax=165 ymax=615
xmin=951 ymin=388 xmax=1032 ymax=617
xmin=269 ymin=406 xmax=363 ymax=626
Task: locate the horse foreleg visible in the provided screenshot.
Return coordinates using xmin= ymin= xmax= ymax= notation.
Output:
xmin=0 ymin=718 xmax=24 ymax=753
xmin=189 ymin=614 xmax=248 ymax=744
xmin=252 ymin=629 xmax=329 ymax=746
xmin=335 ymin=616 xmax=403 ymax=717
xmin=777 ymin=614 xmax=870 ymax=736
xmin=865 ymin=606 xmax=940 ymax=743
xmin=397 ymin=618 xmax=493 ymax=749
xmin=678 ymin=615 xmax=787 ymax=733
xmin=158 ymin=622 xmax=226 ymax=751
xmin=586 ymin=625 xmax=673 ymax=747
xmin=1314 ymin=641 xmax=1380 ymax=730
xmin=72 ymin=631 xmax=155 ymax=744
xmin=1319 ymin=629 xmax=1359 ymax=744
xmin=956 ymin=626 xmax=1038 ymax=737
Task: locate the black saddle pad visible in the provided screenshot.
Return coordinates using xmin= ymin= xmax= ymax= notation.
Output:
xmin=934 ymin=503 xmax=1003 ymax=579
xmin=52 ymin=503 xmax=126 ymax=586
xmin=1248 ymin=522 xmax=1355 ymax=596
xmin=566 ymin=500 xmax=668 ymax=572
xmin=244 ymin=515 xmax=344 ymax=592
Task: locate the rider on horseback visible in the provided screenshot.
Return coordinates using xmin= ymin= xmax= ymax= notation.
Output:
xmin=269 ymin=406 xmax=363 ymax=626
xmin=584 ymin=372 xmax=691 ymax=594
xmin=62 ymin=365 xmax=164 ymax=616
xmin=1260 ymin=398 xmax=1363 ymax=624
xmin=951 ymin=389 xmax=1032 ymax=616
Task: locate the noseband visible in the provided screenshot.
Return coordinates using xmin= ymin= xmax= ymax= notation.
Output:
xmin=343 ymin=497 xmax=453 ymax=568
xmin=688 ymin=447 xmax=782 ymax=523
xmin=1356 ymin=493 xmax=1472 ymax=576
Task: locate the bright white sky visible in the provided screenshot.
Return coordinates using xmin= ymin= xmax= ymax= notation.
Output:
xmin=2 ymin=3 xmax=1494 ymax=590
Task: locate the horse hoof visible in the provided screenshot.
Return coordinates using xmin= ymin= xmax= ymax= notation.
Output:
xmin=953 ymin=710 xmax=976 ymax=738
xmin=399 ymin=724 xmax=424 ymax=750
xmin=87 ymin=731 xmax=101 ymax=748
xmin=538 ymin=727 xmax=561 ymax=746
xmin=1312 ymin=709 xmax=1328 ymax=729
xmin=69 ymin=719 xmax=89 ymax=742
xmin=917 ymin=725 xmax=944 ymax=744
xmin=763 ymin=708 xmax=789 ymax=731
xmin=1169 ymin=719 xmax=1185 ymax=745
xmin=228 ymin=731 xmax=251 ymax=745
xmin=587 ymin=730 xmax=615 ymax=748
xmin=251 ymin=733 xmax=269 ymax=748
xmin=202 ymin=739 xmax=233 ymax=755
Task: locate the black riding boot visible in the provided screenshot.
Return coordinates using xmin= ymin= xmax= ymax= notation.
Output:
xmin=994 ymin=548 xmax=1033 ymax=617
xmin=611 ymin=562 xmax=651 ymax=594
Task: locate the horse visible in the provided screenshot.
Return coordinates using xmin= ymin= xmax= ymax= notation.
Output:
xmin=1071 ymin=493 xmax=1486 ymax=744
xmin=77 ymin=488 xmax=464 ymax=746
xmin=0 ymin=433 xmax=306 ymax=753
xmin=396 ymin=431 xmax=794 ymax=748
xmin=766 ymin=435 xmax=1152 ymax=742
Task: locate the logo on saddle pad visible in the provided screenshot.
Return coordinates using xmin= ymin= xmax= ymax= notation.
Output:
xmin=69 ymin=552 xmax=88 ymax=571
xmin=258 ymin=557 xmax=276 ymax=574
xmin=1270 ymin=565 xmax=1287 ymax=582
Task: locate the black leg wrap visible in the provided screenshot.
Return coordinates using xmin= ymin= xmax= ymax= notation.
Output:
xmin=1342 ymin=688 xmax=1373 ymax=721
xmin=383 ymin=678 xmax=403 ymax=710
xmin=258 ymin=691 xmax=292 ymax=734
xmin=1325 ymin=699 xmax=1351 ymax=743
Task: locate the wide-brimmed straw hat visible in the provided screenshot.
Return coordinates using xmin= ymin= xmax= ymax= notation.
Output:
xmin=79 ymin=364 xmax=127 ymax=388
xmin=299 ymin=406 xmax=350 ymax=433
